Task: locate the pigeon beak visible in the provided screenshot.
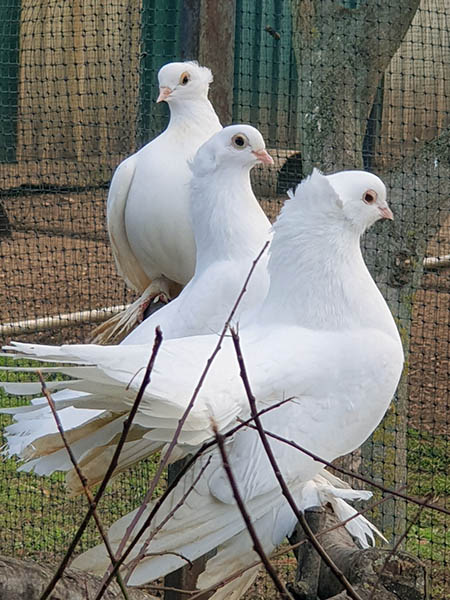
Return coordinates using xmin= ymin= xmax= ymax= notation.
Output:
xmin=157 ymin=86 xmax=172 ymax=103
xmin=378 ymin=205 xmax=394 ymax=221
xmin=252 ymin=149 xmax=274 ymax=165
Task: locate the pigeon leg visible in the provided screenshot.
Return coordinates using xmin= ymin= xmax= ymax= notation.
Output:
xmin=139 ymin=276 xmax=172 ymax=321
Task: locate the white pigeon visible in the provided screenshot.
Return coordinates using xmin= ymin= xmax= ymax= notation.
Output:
xmin=2 ymin=169 xmax=403 ymax=595
xmin=93 ymin=60 xmax=222 ymax=343
xmin=1 ymin=124 xmax=273 ymax=460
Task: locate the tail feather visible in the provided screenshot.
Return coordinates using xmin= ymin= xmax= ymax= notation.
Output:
xmin=327 ymin=496 xmax=387 ymax=547
xmin=206 ymin=566 xmax=260 ymax=600
xmin=67 ymin=437 xmax=162 ymax=495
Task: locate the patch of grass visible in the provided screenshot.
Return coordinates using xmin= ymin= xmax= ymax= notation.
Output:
xmin=0 ymin=359 xmax=165 ymax=561
xmin=407 ymin=428 xmax=450 ymax=497
xmin=405 ymin=428 xmax=449 ymax=599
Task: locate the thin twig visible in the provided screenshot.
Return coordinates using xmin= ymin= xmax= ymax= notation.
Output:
xmin=95 ymin=242 xmax=270 ymax=598
xmin=230 ymin=328 xmax=363 ymax=600
xmin=315 ymin=484 xmax=406 ymax=541
xmin=38 ymin=372 xmax=130 ymax=600
xmin=213 ymin=421 xmax=294 ymax=600
xmin=368 ymin=492 xmax=433 ymax=600
xmin=244 ymin=425 xmax=450 ymax=517
xmin=160 ymin=484 xmax=403 ymax=600
xmin=124 ymin=456 xmax=212 ymax=576
xmin=39 ymin=327 xmax=163 ymax=600
xmin=187 ymin=486 xmax=402 ymax=600
xmin=92 ymin=398 xmax=296 ymax=598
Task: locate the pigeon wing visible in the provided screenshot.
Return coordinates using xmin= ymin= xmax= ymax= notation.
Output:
xmin=107 ymin=154 xmax=150 ymax=293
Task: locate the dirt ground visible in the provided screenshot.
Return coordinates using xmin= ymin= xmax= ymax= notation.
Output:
xmin=0 ymin=189 xmax=449 ymax=440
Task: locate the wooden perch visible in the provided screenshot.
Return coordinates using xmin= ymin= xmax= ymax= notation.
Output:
xmin=0 ymin=555 xmax=156 ymax=600
xmin=288 ymin=508 xmax=427 ymax=600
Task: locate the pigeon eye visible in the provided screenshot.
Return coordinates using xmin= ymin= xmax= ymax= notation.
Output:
xmin=363 ymin=190 xmax=377 ymax=204
xmin=179 ymin=72 xmax=190 ymax=85
xmin=232 ymin=134 xmax=249 ymax=149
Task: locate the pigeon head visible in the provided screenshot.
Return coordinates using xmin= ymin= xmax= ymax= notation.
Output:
xmin=326 ymin=170 xmax=393 ymax=232
xmin=157 ymin=61 xmax=213 ymax=104
xmin=191 ymin=124 xmax=273 ymax=177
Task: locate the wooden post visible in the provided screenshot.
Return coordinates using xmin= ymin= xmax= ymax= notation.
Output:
xmin=198 ymin=0 xmax=236 ymax=125
xmin=164 ymin=458 xmax=215 ymax=600
xmin=178 ymin=0 xmax=236 ymax=125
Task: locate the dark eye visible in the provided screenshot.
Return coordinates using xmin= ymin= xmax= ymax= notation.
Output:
xmin=363 ymin=190 xmax=377 ymax=204
xmin=232 ymin=134 xmax=249 ymax=149
xmin=180 ymin=71 xmax=190 ymax=85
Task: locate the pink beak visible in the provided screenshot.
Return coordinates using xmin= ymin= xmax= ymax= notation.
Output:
xmin=252 ymin=149 xmax=274 ymax=165
xmin=379 ymin=205 xmax=394 ymax=221
xmin=157 ymin=86 xmax=172 ymax=103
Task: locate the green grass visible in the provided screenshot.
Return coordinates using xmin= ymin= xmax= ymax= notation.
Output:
xmin=0 ymin=358 xmax=165 ymax=561
xmin=405 ymin=428 xmax=449 ymax=599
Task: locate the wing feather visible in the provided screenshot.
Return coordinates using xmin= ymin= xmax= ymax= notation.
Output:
xmin=107 ymin=155 xmax=150 ymax=293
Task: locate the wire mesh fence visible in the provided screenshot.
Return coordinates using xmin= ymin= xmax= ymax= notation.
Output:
xmin=0 ymin=0 xmax=448 ymax=598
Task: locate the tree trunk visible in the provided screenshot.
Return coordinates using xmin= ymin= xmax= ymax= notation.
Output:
xmin=289 ymin=508 xmax=427 ymax=600
xmin=0 ymin=555 xmax=155 ymax=600
xmin=289 ymin=0 xmax=450 ymax=543
xmin=290 ymin=0 xmax=420 ymax=173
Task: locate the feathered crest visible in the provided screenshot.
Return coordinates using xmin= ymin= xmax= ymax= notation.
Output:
xmin=274 ymin=169 xmax=342 ymax=233
xmin=158 ymin=60 xmax=213 ymax=87
xmin=188 ymin=137 xmax=217 ymax=178
xmin=182 ymin=60 xmax=214 ymax=85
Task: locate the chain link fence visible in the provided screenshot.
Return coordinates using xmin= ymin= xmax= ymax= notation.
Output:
xmin=0 ymin=1 xmax=448 ymax=598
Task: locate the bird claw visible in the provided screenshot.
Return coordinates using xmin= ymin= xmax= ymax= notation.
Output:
xmin=139 ymin=292 xmax=170 ymax=322
xmin=152 ymin=292 xmax=169 ymax=305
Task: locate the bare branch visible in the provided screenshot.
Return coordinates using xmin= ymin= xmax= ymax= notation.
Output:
xmin=37 ymin=373 xmax=130 ymax=600
xmin=244 ymin=424 xmax=450 ymax=517
xmin=212 ymin=420 xmax=294 ymax=600
xmin=90 ymin=397 xmax=295 ymax=598
xmin=39 ymin=327 xmax=163 ymax=600
xmin=230 ymin=328 xmax=363 ymax=600
xmin=95 ymin=242 xmax=270 ymax=598
xmin=124 ymin=457 xmax=212 ymax=577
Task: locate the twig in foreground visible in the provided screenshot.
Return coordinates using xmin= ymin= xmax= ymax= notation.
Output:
xmin=39 ymin=327 xmax=163 ymax=600
xmin=98 ymin=241 xmax=270 ymax=593
xmin=213 ymin=420 xmax=294 ymax=600
xmin=38 ymin=373 xmax=130 ymax=600
xmin=187 ymin=483 xmax=406 ymax=600
xmin=92 ymin=399 xmax=295 ymax=599
xmin=245 ymin=425 xmax=450 ymax=517
xmin=124 ymin=456 xmax=212 ymax=576
xmin=368 ymin=492 xmax=433 ymax=600
xmin=230 ymin=328 xmax=363 ymax=600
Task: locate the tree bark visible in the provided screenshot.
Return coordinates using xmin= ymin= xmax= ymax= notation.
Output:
xmin=289 ymin=0 xmax=450 ymax=542
xmin=360 ymin=126 xmax=450 ymax=537
xmin=0 ymin=555 xmax=156 ymax=600
xmin=290 ymin=0 xmax=420 ymax=172
xmin=289 ymin=508 xmax=427 ymax=600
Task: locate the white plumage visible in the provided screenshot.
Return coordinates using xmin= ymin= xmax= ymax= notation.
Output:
xmin=1 ymin=124 xmax=273 ymax=461
xmin=93 ymin=60 xmax=222 ymax=343
xmin=2 ymin=169 xmax=403 ymax=592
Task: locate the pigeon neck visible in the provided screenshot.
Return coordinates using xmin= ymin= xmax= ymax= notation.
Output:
xmin=261 ymin=221 xmax=399 ymax=338
xmin=167 ymin=97 xmax=221 ymax=141
xmin=190 ymin=167 xmax=270 ymax=269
